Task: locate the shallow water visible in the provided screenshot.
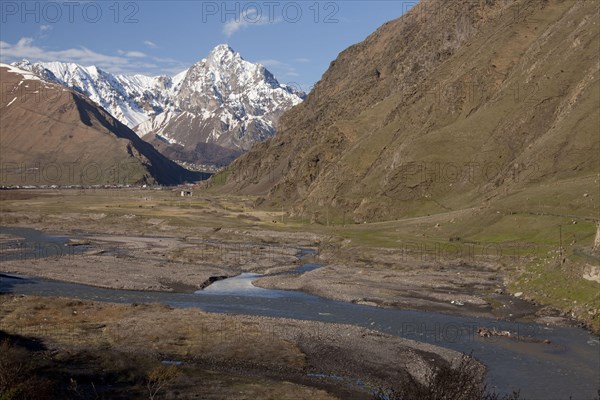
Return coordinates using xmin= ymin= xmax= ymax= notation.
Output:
xmin=199 ymin=272 xmax=287 ymax=297
xmin=0 ymin=226 xmax=88 ymax=261
xmin=0 ymin=226 xmax=598 ymax=399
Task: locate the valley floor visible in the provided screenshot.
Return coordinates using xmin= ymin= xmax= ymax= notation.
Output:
xmin=1 ymin=188 xmax=596 ymax=330
xmin=0 ymin=188 xmax=598 ymax=398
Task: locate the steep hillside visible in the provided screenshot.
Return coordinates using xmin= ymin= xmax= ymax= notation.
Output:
xmin=0 ymin=64 xmax=205 ymax=186
xmin=219 ymin=0 xmax=599 ymax=223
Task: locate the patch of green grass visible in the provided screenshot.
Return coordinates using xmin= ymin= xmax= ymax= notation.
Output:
xmin=510 ymin=258 xmax=600 ymax=332
xmin=205 ymin=169 xmax=231 ymax=190
xmin=470 ymin=214 xmax=596 ymax=246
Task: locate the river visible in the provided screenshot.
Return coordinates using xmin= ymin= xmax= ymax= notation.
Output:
xmin=0 ymin=226 xmax=598 ymax=399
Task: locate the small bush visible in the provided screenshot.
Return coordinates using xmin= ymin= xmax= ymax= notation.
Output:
xmin=146 ymin=364 xmax=180 ymax=400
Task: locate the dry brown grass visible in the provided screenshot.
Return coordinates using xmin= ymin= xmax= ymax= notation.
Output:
xmin=0 ymin=295 xmax=341 ymax=400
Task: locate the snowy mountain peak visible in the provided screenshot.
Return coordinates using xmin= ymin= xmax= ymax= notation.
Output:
xmin=202 ymin=45 xmax=245 ymax=73
xmin=10 ymin=59 xmax=59 ymax=82
xmin=135 ymin=45 xmax=305 ymax=153
xmin=209 ymin=43 xmax=237 ymax=58
xmin=12 ymin=59 xmax=32 ymax=69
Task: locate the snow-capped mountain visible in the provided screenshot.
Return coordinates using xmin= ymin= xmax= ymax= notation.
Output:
xmin=136 ymin=44 xmax=305 ymax=151
xmin=12 ymin=45 xmax=304 ymax=158
xmin=12 ymin=59 xmax=181 ymax=127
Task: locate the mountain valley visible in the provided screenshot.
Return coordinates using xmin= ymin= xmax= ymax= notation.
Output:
xmin=1 ymin=1 xmax=599 ymax=399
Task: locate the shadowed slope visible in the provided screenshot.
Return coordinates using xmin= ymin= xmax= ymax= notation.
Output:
xmin=0 ymin=65 xmax=207 ymax=186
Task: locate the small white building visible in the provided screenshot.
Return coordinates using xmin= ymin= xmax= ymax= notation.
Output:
xmin=180 ymin=190 xmax=193 ymax=197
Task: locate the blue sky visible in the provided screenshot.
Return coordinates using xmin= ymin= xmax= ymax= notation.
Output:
xmin=0 ymin=1 xmax=417 ymax=91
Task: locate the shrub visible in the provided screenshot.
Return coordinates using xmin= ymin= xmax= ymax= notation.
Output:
xmin=146 ymin=364 xmax=180 ymax=400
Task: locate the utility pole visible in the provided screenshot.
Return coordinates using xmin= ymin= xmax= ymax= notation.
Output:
xmin=559 ymin=225 xmax=562 ymax=250
xmin=559 ymin=224 xmax=564 ymax=265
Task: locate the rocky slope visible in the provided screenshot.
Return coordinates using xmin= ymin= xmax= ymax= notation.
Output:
xmin=218 ymin=0 xmax=599 ymax=222
xmin=0 ymin=64 xmax=204 ymax=186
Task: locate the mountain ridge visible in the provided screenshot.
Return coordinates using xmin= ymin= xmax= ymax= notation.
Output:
xmin=0 ymin=63 xmax=205 ymax=186
xmin=12 ymin=44 xmax=305 ymax=166
xmin=12 ymin=58 xmax=178 ymax=128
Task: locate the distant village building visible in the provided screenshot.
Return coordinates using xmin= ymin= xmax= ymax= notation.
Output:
xmin=180 ymin=190 xmax=193 ymax=197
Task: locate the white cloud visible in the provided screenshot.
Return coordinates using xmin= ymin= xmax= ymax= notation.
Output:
xmin=38 ymin=25 xmax=53 ymax=39
xmin=0 ymin=38 xmax=127 ymax=66
xmin=0 ymin=37 xmax=178 ymax=75
xmin=128 ymin=51 xmax=147 ymax=58
xmin=144 ymin=40 xmax=158 ymax=48
xmin=257 ymin=59 xmax=284 ymax=67
xmin=117 ymin=50 xmax=147 ymax=58
xmin=223 ymin=9 xmax=281 ymax=37
xmin=223 ymin=20 xmax=243 ymax=37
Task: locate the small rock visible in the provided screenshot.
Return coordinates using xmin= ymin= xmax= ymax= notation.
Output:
xmin=514 ymin=292 xmax=523 ymax=298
